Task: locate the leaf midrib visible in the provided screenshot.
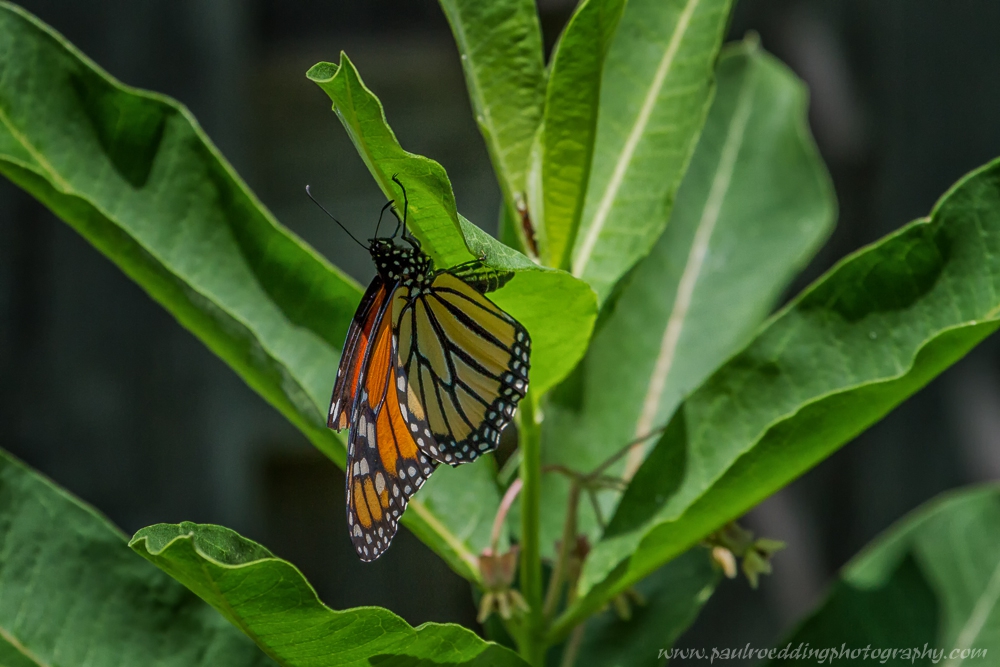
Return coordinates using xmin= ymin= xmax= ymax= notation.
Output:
xmin=945 ymin=554 xmax=1000 ymax=666
xmin=625 ymin=52 xmax=759 ymax=478
xmin=572 ymin=0 xmax=702 ymax=279
xmin=0 ymin=103 xmax=71 ymax=191
xmin=0 ymin=624 xmax=51 ymax=667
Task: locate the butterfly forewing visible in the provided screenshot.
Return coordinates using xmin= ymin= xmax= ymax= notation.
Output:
xmin=329 ymin=276 xmax=389 ymax=430
xmin=393 ymin=273 xmax=530 ymax=466
xmin=345 ymin=304 xmax=436 ymax=561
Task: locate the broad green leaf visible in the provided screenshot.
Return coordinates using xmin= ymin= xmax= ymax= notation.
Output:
xmin=0 ymin=2 xmax=495 ymax=584
xmin=0 ymin=1 xmax=358 ymax=465
xmin=559 ymin=155 xmax=1000 ymax=633
xmin=539 ymin=42 xmax=834 ymax=556
xmin=308 ymin=54 xmax=475 ymax=269
xmin=309 ymin=55 xmax=598 ymax=397
xmin=130 ymin=523 xmax=528 ymax=667
xmin=528 ymin=0 xmax=625 ymax=270
xmin=571 ymin=0 xmax=734 ymax=302
xmin=572 ymin=549 xmax=719 ymax=667
xmin=766 ymin=485 xmax=1000 ymax=666
xmin=0 ymin=449 xmax=273 ymax=666
xmin=437 ymin=0 xmax=546 ymax=216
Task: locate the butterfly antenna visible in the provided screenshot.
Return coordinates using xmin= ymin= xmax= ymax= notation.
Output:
xmin=374 ymin=200 xmax=393 ymax=239
xmin=305 ymin=186 xmax=369 ymax=250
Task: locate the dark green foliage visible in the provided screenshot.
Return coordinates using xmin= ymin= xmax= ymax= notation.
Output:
xmin=1 ymin=0 xmax=999 ymax=665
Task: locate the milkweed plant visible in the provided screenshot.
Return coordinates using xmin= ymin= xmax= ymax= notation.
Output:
xmin=2 ymin=1 xmax=1000 ymax=666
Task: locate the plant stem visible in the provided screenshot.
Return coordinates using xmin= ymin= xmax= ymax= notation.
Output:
xmin=518 ymin=393 xmax=546 ymax=665
xmin=489 ymin=477 xmax=523 ymax=554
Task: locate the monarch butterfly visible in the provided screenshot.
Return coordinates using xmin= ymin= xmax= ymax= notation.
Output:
xmin=316 ymin=177 xmax=531 ymax=561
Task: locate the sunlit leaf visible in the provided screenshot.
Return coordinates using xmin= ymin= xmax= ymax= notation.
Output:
xmin=308 ymin=54 xmax=475 ymax=269
xmin=309 ymin=56 xmax=598 ymax=396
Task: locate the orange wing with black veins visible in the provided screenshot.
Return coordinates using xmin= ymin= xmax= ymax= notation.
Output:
xmin=344 ymin=295 xmax=436 ymax=561
xmin=329 ymin=276 xmax=389 ymax=430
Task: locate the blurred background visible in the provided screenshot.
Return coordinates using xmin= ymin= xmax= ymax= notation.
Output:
xmin=2 ymin=0 xmax=1000 ymax=662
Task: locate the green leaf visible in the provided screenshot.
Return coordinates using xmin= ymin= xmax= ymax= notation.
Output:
xmin=130 ymin=523 xmax=528 ymax=667
xmin=307 ymin=53 xmax=475 ymax=269
xmin=571 ymin=0 xmax=735 ymax=302
xmin=539 ymin=41 xmax=834 ymax=557
xmin=0 ymin=449 xmax=273 ymax=666
xmin=437 ymin=0 xmax=546 ymax=213
xmin=0 ymin=2 xmax=495 ymax=584
xmin=572 ymin=549 xmax=719 ymax=667
xmin=309 ymin=55 xmax=598 ymax=397
xmin=560 ymin=155 xmax=1000 ymax=633
xmin=528 ymin=0 xmax=625 ymax=270
xmin=765 ymin=485 xmax=1000 ymax=665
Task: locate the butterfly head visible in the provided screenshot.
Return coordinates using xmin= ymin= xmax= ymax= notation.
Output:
xmin=369 ymin=238 xmax=434 ymax=287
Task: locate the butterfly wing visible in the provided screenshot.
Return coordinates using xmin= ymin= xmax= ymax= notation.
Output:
xmin=345 ymin=286 xmax=437 ymax=561
xmin=329 ymin=276 xmax=388 ymax=430
xmin=392 ymin=272 xmax=530 ymax=465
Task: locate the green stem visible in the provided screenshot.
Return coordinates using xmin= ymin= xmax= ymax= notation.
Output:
xmin=518 ymin=392 xmax=546 ymax=665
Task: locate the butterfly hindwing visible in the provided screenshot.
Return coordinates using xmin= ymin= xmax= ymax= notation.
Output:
xmin=393 ymin=272 xmax=530 ymax=466
xmin=329 ymin=276 xmax=388 ymax=430
xmin=345 ymin=291 xmax=436 ymax=561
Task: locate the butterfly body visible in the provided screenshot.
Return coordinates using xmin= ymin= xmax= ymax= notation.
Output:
xmin=327 ymin=218 xmax=530 ymax=561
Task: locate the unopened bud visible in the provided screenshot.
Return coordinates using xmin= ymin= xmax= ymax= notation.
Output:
xmin=712 ymin=546 xmax=738 ymax=579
